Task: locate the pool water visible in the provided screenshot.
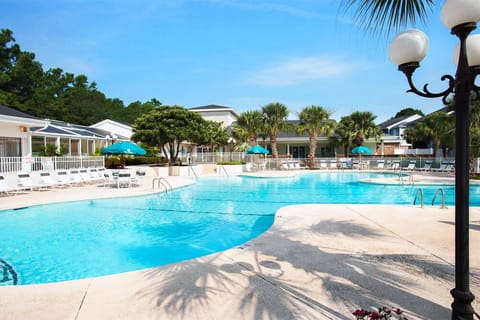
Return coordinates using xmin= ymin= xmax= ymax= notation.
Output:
xmin=0 ymin=172 xmax=477 ymax=285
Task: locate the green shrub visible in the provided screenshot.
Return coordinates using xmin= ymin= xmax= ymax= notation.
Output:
xmin=216 ymin=161 xmax=246 ymax=165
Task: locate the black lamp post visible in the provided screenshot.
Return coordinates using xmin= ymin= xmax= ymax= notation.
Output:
xmin=388 ymin=0 xmax=480 ymax=319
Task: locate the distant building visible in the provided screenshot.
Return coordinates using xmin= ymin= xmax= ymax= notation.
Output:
xmin=0 ymin=104 xmax=46 ymax=157
xmin=190 ymin=105 xmax=239 ymax=127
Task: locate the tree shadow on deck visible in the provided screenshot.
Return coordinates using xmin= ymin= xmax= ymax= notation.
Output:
xmin=135 ymin=217 xmax=453 ymax=319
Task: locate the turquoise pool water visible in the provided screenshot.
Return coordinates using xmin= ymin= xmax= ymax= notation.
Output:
xmin=0 ymin=172 xmax=477 ymax=285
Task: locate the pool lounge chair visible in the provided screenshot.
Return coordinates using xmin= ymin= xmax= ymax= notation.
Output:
xmin=402 ymin=160 xmax=417 ymax=171
xmin=417 ymin=160 xmax=433 ymax=171
xmin=292 ymin=162 xmax=306 ymax=170
xmin=376 ymin=160 xmax=385 ymax=169
xmin=116 ymin=171 xmax=132 ymax=188
xmin=0 ymin=175 xmax=23 ymax=195
xmin=39 ymin=172 xmax=62 ymax=189
xmin=54 ymin=170 xmax=72 ymax=186
xmin=79 ymin=168 xmax=97 ymax=184
xmin=319 ymin=160 xmax=328 ymax=170
xmin=69 ymin=169 xmax=85 ymax=185
xmin=17 ymin=173 xmax=45 ymax=191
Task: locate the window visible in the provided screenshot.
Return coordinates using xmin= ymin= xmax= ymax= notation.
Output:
xmin=0 ymin=137 xmax=21 ymax=157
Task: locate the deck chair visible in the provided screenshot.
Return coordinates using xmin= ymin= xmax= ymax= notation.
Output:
xmin=39 ymin=172 xmax=61 ymax=189
xmin=0 ymin=175 xmax=21 ymax=195
xmin=117 ymin=171 xmax=131 ymax=188
xmin=418 ymin=160 xmax=433 ymax=171
xmin=376 ymin=160 xmax=385 ymax=169
xmin=79 ymin=169 xmax=96 ymax=184
xmin=17 ymin=173 xmax=44 ymax=191
xmin=319 ymin=160 xmax=328 ymax=170
xmin=293 ymin=162 xmax=306 ymax=170
xmin=431 ymin=161 xmax=449 ymax=172
xmin=69 ymin=169 xmax=85 ymax=185
xmin=281 ymin=161 xmax=290 ymax=170
xmin=55 ymin=170 xmax=72 ymax=186
xmin=403 ymin=160 xmax=417 ymax=171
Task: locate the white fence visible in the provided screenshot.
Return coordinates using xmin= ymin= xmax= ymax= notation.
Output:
xmin=0 ymin=156 xmax=105 ymax=174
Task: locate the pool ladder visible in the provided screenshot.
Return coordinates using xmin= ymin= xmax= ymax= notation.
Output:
xmin=152 ymin=177 xmax=172 ymax=193
xmin=413 ymin=188 xmax=446 ymax=209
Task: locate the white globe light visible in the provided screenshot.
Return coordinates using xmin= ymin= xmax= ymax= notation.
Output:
xmin=441 ymin=0 xmax=480 ymax=29
xmin=388 ymin=29 xmax=429 ymax=66
xmin=453 ymin=34 xmax=480 ymax=67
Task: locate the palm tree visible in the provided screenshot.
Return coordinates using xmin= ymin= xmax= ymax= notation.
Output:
xmin=349 ymin=111 xmax=382 ymax=146
xmin=408 ymin=111 xmax=454 ymax=157
xmin=334 ymin=115 xmax=357 ymax=156
xmin=341 ymin=0 xmax=435 ymax=35
xmin=296 ymin=105 xmax=335 ymax=169
xmin=234 ymin=110 xmax=265 ymax=146
xmin=262 ymin=102 xmax=289 ymax=159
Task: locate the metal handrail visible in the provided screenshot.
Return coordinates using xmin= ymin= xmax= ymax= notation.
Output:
xmin=188 ymin=165 xmax=199 ymax=179
xmin=152 ymin=177 xmax=172 ymax=192
xmin=432 ymin=188 xmax=446 ymax=209
xmin=413 ymin=188 xmax=424 ymax=208
xmin=219 ymin=165 xmax=230 ymax=177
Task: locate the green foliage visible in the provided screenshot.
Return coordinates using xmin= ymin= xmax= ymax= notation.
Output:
xmin=262 ymin=102 xmax=290 ymax=158
xmin=341 ymin=0 xmax=435 ymax=36
xmin=216 ymin=161 xmax=246 ymax=165
xmin=394 ymin=107 xmax=424 ymax=118
xmin=132 ymin=106 xmax=210 ymax=165
xmin=233 ymin=110 xmax=265 ymax=146
xmin=0 ymin=28 xmax=162 ymax=126
xmin=297 ymin=105 xmax=334 ymax=168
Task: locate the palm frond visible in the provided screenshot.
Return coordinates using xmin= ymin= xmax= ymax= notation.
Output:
xmin=341 ymin=0 xmax=436 ymax=35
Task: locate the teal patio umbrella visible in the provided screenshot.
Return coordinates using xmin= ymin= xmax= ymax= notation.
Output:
xmin=350 ymin=145 xmax=372 ymax=155
xmin=246 ymin=145 xmax=270 ymax=155
xmin=102 ymin=141 xmax=146 ymax=168
xmin=102 ymin=141 xmax=146 ymax=156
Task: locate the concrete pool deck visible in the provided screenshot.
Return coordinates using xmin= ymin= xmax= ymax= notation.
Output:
xmin=1 ymin=169 xmax=479 ymax=319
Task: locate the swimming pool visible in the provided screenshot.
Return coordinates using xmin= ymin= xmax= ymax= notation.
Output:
xmin=0 ymin=172 xmax=478 ymax=285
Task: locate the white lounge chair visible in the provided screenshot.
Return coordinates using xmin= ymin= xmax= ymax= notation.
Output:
xmin=281 ymin=161 xmax=290 ymax=170
xmin=418 ymin=160 xmax=433 ymax=171
xmin=69 ymin=169 xmax=85 ymax=185
xmin=0 ymin=175 xmax=22 ymax=195
xmin=39 ymin=172 xmax=61 ymax=189
xmin=402 ymin=160 xmax=417 ymax=171
xmin=376 ymin=160 xmax=385 ymax=169
xmin=293 ymin=162 xmax=306 ymax=170
xmin=117 ymin=171 xmax=131 ymax=188
xmin=79 ymin=168 xmax=97 ymax=184
xmin=55 ymin=170 xmax=72 ymax=186
xmin=17 ymin=173 xmax=44 ymax=191
xmin=319 ymin=160 xmax=328 ymax=170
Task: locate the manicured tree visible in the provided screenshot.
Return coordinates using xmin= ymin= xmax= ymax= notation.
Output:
xmin=131 ymin=105 xmax=207 ymax=165
xmin=296 ymin=105 xmax=334 ymax=169
xmin=262 ymin=102 xmax=289 ymax=159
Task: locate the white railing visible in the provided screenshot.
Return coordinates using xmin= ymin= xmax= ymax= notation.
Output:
xmin=396 ymin=148 xmax=434 ymax=156
xmin=0 ymin=156 xmax=105 ymax=174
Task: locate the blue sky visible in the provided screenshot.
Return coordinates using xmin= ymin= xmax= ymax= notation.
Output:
xmin=2 ymin=0 xmax=472 ymax=123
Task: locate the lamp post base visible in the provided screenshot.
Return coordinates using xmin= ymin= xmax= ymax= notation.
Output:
xmin=451 ymin=288 xmax=475 ymax=320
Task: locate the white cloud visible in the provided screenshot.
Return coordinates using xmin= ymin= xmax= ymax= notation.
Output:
xmin=202 ymin=0 xmax=316 ymax=17
xmin=246 ymin=55 xmax=359 ymax=86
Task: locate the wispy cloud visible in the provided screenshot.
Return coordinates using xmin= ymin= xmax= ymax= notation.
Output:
xmin=202 ymin=0 xmax=316 ymax=17
xmin=246 ymin=55 xmax=360 ymax=86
